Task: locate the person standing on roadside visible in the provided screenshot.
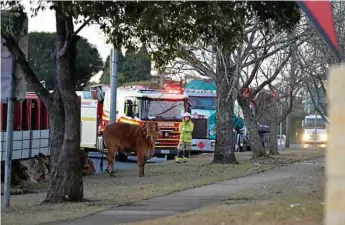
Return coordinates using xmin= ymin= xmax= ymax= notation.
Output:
xmin=175 ymin=112 xmax=194 ymax=163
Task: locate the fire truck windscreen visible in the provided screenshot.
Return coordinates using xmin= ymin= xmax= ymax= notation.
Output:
xmin=141 ymin=99 xmax=186 ymax=121
xmin=189 ymin=96 xmax=216 ymax=110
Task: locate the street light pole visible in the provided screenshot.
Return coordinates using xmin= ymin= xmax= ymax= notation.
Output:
xmin=4 ymin=54 xmax=16 ymax=208
xmin=110 ymin=48 xmax=118 ymax=124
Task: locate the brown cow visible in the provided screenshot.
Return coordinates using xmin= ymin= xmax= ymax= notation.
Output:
xmin=82 ymin=159 xmax=96 ymax=176
xmin=80 ymin=150 xmax=90 ymax=169
xmin=19 ymin=156 xmax=49 ymax=183
xmin=103 ymin=121 xmax=161 ymax=177
xmin=80 ymin=150 xmax=96 ymax=175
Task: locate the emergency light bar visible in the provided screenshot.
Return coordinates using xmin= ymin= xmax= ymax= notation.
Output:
xmin=139 ymin=89 xmax=184 ymax=95
xmin=121 ymin=85 xmax=150 ymax=90
xmin=138 ymin=89 xmax=166 ymax=93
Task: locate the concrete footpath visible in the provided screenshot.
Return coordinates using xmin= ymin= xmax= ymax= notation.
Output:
xmin=49 ymin=157 xmax=325 ymax=225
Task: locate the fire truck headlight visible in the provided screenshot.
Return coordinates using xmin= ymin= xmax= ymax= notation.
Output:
xmin=303 ymin=133 xmax=310 ymax=142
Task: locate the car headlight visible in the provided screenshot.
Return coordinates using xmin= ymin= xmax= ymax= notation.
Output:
xmin=303 ymin=133 xmax=310 ymax=141
xmin=320 ymin=134 xmax=327 ymax=141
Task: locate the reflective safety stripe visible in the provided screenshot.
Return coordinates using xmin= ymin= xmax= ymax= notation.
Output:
xmin=81 ymin=117 xmax=97 ymax=122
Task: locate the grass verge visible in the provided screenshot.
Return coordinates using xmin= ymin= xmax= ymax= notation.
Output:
xmin=1 ymin=147 xmax=324 ymax=225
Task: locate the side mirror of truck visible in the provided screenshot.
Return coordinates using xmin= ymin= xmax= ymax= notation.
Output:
xmin=301 ymin=120 xmax=304 ymax=128
xmin=186 ymin=101 xmax=192 ymax=113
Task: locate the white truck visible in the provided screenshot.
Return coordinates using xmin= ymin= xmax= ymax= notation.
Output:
xmin=302 ymin=115 xmax=328 ymax=144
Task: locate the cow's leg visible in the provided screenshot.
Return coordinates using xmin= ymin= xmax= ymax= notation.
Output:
xmin=137 ymin=151 xmax=145 ymax=177
xmin=107 ymin=146 xmax=117 ymax=177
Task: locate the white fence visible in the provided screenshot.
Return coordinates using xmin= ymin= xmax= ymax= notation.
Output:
xmin=0 ymin=129 xmax=50 ymax=161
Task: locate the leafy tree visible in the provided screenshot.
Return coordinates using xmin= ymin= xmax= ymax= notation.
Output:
xmin=1 ymin=1 xmax=301 ymax=204
xmin=99 ymin=51 xmax=126 ymax=85
xmin=28 ymin=32 xmax=103 ymax=90
xmin=100 ymin=47 xmax=151 ymax=85
xmin=122 ymin=46 xmax=151 ymax=82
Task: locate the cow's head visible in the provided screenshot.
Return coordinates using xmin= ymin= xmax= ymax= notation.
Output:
xmin=141 ymin=121 xmax=161 ymax=143
xmin=37 ymin=153 xmax=51 ymax=170
xmin=20 ymin=157 xmax=49 ymax=182
xmin=80 ymin=150 xmax=90 ymax=169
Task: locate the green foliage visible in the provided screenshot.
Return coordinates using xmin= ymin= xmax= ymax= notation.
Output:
xmin=37 ymin=1 xmax=299 ymax=67
xmin=99 ymin=51 xmax=125 ymax=85
xmin=100 ymin=47 xmax=152 ymax=86
xmin=28 ymin=32 xmax=103 ymax=90
xmin=1 ymin=2 xmax=27 ymax=41
xmin=3 ymin=1 xmax=301 ymax=69
xmin=102 ymin=1 xmax=300 ymax=66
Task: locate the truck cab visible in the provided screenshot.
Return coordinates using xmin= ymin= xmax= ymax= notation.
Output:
xmin=184 ymin=79 xmax=246 ymax=152
xmin=302 ymin=115 xmax=328 ymax=144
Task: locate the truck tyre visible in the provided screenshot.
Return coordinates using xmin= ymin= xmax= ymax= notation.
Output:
xmin=167 ymin=154 xmax=175 ymax=160
xmin=117 ymin=152 xmax=128 ymax=162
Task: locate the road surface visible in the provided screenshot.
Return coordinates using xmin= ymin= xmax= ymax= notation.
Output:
xmin=88 ymin=152 xmax=167 ymax=174
xmin=89 ymin=143 xmax=324 ymax=174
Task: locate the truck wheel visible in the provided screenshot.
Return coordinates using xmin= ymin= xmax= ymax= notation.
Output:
xmin=167 ymin=155 xmax=175 ymax=160
xmin=117 ymin=152 xmax=128 ymax=162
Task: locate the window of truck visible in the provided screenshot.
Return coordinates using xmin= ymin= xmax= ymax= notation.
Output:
xmin=304 ymin=118 xmax=326 ymax=129
xmin=188 ymin=96 xmax=216 ymax=110
xmin=140 ymin=98 xmax=186 ymax=121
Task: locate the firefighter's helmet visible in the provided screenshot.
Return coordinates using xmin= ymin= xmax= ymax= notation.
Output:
xmin=183 ymin=112 xmax=192 ymax=118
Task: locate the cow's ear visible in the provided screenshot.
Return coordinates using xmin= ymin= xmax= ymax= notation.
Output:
xmin=155 ymin=122 xmax=160 ymax=131
xmin=141 ymin=123 xmax=148 ymax=136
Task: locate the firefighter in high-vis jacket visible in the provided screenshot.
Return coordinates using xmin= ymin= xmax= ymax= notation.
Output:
xmin=175 ymin=112 xmax=194 ymax=163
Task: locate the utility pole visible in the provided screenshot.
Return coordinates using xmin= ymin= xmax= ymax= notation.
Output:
xmin=110 ymin=48 xmax=118 ymax=124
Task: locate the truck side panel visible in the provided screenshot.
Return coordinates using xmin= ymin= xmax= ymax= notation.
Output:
xmin=80 ymin=99 xmax=98 ymax=149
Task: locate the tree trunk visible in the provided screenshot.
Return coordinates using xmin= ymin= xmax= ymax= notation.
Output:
xmin=213 ymin=66 xmax=238 ymax=164
xmin=238 ymin=97 xmax=269 ymax=159
xmin=269 ymin=122 xmax=279 ymax=155
xmin=43 ymin=5 xmax=83 ymax=203
xmin=43 ymin=91 xmax=65 ymax=202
